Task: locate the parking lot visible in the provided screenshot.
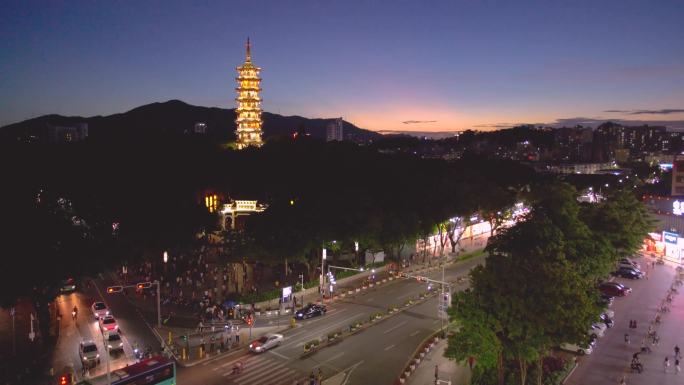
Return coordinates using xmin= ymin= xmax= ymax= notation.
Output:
xmin=565 ymin=256 xmax=682 ymax=385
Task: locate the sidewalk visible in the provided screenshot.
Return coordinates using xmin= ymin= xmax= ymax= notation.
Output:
xmin=405 ymin=338 xmax=471 ymax=385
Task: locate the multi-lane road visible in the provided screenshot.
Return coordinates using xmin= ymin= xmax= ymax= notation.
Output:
xmin=177 ymin=254 xmax=483 ymax=385
xmin=51 ymin=279 xmax=162 ymax=379
xmin=50 ymin=252 xmax=484 ymax=384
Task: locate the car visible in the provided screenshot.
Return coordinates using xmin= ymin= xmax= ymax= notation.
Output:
xmin=79 ymin=340 xmax=100 ymax=367
xmin=560 ymin=338 xmax=595 ymax=355
xmin=603 ymin=308 xmax=615 ymax=319
xmin=619 ymin=258 xmax=641 ymax=270
xmin=248 ymin=333 xmax=284 ymax=353
xmin=600 ymin=313 xmax=614 ymax=328
xmin=91 ymin=302 xmax=110 ymax=319
xmin=60 ymin=278 xmax=76 ymax=293
xmin=599 ymin=282 xmax=631 ymax=297
xmin=99 ymin=315 xmax=118 ymax=333
xmin=612 ymin=267 xmax=644 ymax=279
xmin=295 ymin=303 xmax=327 ymax=320
xmin=105 ymin=331 xmax=124 ymax=353
xmin=589 ymin=322 xmax=607 ymax=338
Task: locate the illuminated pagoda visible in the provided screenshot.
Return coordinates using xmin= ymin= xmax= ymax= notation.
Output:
xmin=234 ymin=38 xmax=263 ymax=149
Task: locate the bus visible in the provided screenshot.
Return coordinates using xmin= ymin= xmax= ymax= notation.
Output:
xmin=76 ymin=357 xmax=175 ymax=385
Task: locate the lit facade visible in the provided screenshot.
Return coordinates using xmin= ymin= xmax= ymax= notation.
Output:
xmin=235 ymin=38 xmax=263 ymax=149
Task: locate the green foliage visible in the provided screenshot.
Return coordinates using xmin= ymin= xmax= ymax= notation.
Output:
xmin=447 ymin=181 xmax=636 ymax=385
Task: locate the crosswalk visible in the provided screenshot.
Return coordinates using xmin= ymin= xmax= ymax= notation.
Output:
xmin=212 ymin=353 xmax=302 ymax=385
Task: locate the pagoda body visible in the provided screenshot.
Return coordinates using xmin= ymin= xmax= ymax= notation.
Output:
xmin=234 ymin=38 xmax=263 ymax=149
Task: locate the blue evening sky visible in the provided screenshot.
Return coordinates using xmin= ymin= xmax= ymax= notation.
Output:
xmin=1 ymin=0 xmax=683 ymax=131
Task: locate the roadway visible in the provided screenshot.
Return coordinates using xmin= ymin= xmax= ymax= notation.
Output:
xmin=565 ymin=258 xmax=681 ymax=385
xmin=51 ymin=279 xmax=161 ymax=380
xmin=177 ymin=254 xmax=483 ymax=385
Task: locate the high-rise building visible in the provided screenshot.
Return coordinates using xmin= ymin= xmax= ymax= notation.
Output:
xmin=326 ymin=118 xmax=344 ymax=142
xmin=235 ymin=38 xmax=263 ymax=149
xmin=672 ymin=155 xmax=684 ymax=196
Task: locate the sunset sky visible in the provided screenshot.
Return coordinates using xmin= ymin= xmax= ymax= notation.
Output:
xmin=2 ymin=0 xmax=683 ymax=131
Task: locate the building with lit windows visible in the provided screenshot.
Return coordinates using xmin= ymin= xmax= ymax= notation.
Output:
xmin=235 ymin=38 xmax=263 ymax=149
xmin=326 ymin=118 xmax=344 ymax=142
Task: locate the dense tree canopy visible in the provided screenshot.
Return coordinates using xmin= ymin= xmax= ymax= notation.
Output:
xmin=446 ymin=183 xmax=651 ymax=385
xmin=0 ymin=136 xmax=536 ymax=306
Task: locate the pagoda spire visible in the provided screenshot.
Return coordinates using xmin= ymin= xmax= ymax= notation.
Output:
xmin=245 ymin=37 xmax=251 ymax=62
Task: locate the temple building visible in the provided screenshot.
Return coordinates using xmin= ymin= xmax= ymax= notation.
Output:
xmin=234 ymin=38 xmax=263 ymax=149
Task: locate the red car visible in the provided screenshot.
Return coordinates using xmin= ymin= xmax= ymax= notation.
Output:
xmin=599 ymin=282 xmax=631 ymax=297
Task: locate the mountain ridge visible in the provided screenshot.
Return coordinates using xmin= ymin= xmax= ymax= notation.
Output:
xmin=0 ymin=99 xmax=381 ymax=143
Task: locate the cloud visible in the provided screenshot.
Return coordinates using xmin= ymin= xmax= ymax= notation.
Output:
xmin=402 ymin=120 xmax=438 ymax=124
xmin=604 ymin=109 xmax=684 ymax=115
xmin=473 ymin=123 xmax=516 ymax=129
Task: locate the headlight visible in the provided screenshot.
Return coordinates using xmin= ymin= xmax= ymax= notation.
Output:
xmin=255 ymin=346 xmax=262 ymax=351
xmin=96 ymin=354 xmax=100 ymax=358
xmin=106 ymin=311 xmax=110 ymax=315
xmin=83 ymin=357 xmax=88 ymax=361
xmin=108 ymin=345 xmax=112 ymax=348
xmin=249 ymin=344 xmax=253 ymax=348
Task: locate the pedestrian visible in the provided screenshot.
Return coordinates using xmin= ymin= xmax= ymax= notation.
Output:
xmin=468 ymin=356 xmax=475 ymax=370
xmin=309 ymin=371 xmax=316 ymax=385
xmin=676 ymin=345 xmax=681 ymax=359
xmin=677 ymin=359 xmax=681 ymax=374
xmin=625 ymin=333 xmax=630 ymax=345
xmin=665 ymin=356 xmax=670 ymax=373
xmin=619 ymin=376 xmax=626 ymax=385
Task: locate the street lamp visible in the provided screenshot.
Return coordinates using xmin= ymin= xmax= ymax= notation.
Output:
xmin=163 ymin=251 xmax=168 ymax=264
xmin=320 ymin=248 xmax=327 ymax=299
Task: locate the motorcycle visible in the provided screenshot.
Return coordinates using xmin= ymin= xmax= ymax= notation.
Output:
xmin=133 ymin=344 xmax=144 ymax=362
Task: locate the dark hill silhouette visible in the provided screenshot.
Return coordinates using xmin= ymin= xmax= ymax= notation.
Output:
xmin=0 ymin=99 xmax=380 ymax=143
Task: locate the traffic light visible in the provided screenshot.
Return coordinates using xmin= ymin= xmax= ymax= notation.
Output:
xmin=136 ymin=282 xmax=152 ymax=290
xmin=59 ymin=373 xmax=72 ymax=385
xmin=106 ymin=286 xmax=123 ymax=294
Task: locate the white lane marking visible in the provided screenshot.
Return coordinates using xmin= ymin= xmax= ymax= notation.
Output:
xmin=236 ymin=365 xmax=293 ymax=385
xmin=286 ymin=330 xmax=308 ymax=339
xmin=304 ymin=308 xmax=348 ymax=325
xmin=383 ymin=321 xmax=407 ymax=334
xmin=397 ymin=292 xmax=414 ymax=300
xmin=384 ymin=344 xmax=396 ymax=351
xmin=215 ymin=353 xmax=260 ymax=371
xmin=341 ymin=361 xmax=365 ymax=385
xmin=280 ymin=313 xmax=363 ymax=349
xmin=313 ymin=352 xmax=345 ymax=368
xmin=268 ymin=349 xmax=290 ymax=360
xmin=410 ymin=330 xmax=420 ymax=337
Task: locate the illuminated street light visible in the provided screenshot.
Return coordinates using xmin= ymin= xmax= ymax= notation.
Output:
xmin=163 ymin=251 xmax=168 ymax=264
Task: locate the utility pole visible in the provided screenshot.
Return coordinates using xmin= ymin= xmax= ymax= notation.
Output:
xmin=156 ymin=280 xmax=161 ymax=328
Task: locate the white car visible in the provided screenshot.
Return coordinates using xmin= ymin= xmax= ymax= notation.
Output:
xmin=248 ymin=333 xmax=284 ymax=353
xmin=603 ymin=308 xmax=615 ymax=319
xmin=79 ymin=340 xmax=100 ymax=367
xmin=560 ymin=341 xmax=594 ymax=355
xmin=91 ymin=301 xmax=110 ymax=319
xmin=589 ymin=322 xmax=607 ymax=338
xmin=106 ymin=331 xmax=124 ymax=353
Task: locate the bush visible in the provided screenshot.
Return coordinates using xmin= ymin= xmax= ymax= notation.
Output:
xmin=304 ymin=339 xmax=320 ymax=351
